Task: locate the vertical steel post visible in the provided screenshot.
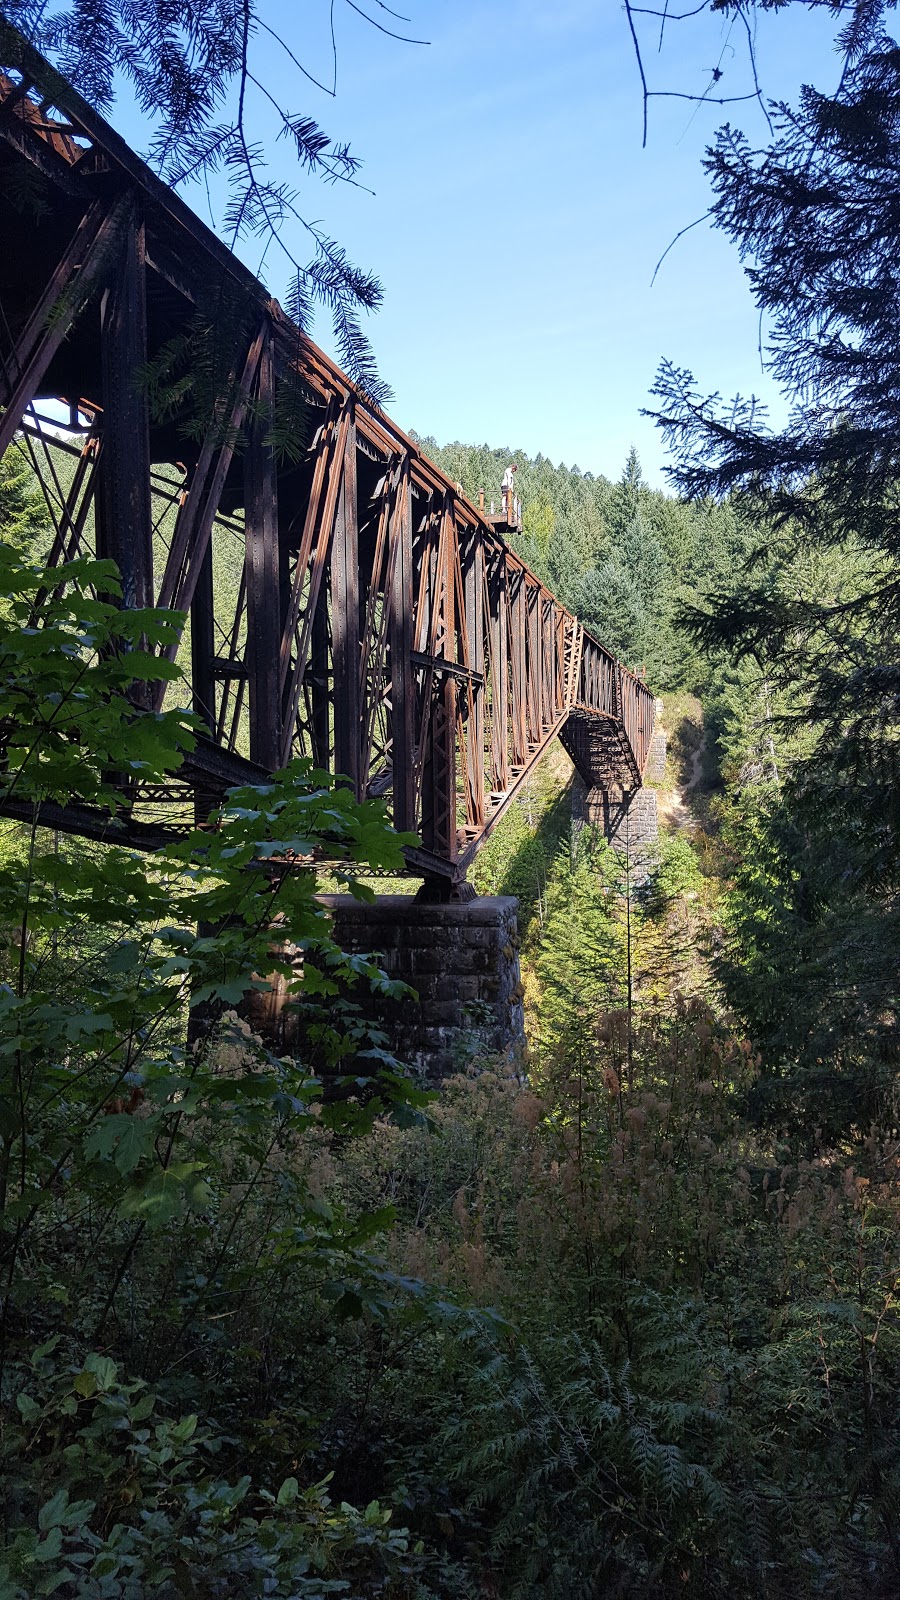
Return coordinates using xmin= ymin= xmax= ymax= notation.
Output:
xmin=438 ymin=503 xmax=459 ymax=858
xmin=489 ymin=554 xmax=510 ymax=790
xmin=463 ymin=529 xmax=485 ymax=826
xmin=509 ymin=566 xmax=527 ymax=765
xmin=191 ymin=537 xmax=215 ymax=736
xmin=190 ymin=537 xmax=217 ymax=822
xmin=421 ymin=498 xmax=458 ymax=861
xmin=244 ymin=326 xmax=281 ymax=770
xmin=96 ymin=213 xmax=153 ymax=615
xmin=309 ymin=599 xmax=331 ymax=769
xmin=331 ymin=408 xmax=361 ymax=793
xmin=526 ymin=584 xmax=542 ymax=741
xmin=389 ymin=458 xmax=416 ymax=830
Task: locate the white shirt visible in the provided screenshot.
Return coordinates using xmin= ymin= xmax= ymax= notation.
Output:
xmin=501 ymin=467 xmax=516 ymax=491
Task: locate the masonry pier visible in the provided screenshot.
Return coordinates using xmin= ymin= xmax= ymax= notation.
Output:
xmin=570 ymin=779 xmax=659 ymax=880
xmin=322 ymin=896 xmax=524 ymax=1080
xmin=570 ymin=705 xmax=667 ymax=883
xmin=248 ymin=895 xmax=525 ymax=1081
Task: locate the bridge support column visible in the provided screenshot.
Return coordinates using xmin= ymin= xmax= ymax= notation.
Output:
xmin=572 ymin=778 xmax=659 ymax=883
xmin=252 ymin=896 xmax=525 ymax=1081
xmin=326 ymin=895 xmax=524 ymax=1080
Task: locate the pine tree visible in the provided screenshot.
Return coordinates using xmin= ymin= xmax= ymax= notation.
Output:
xmin=611 ymin=445 xmax=647 ymax=534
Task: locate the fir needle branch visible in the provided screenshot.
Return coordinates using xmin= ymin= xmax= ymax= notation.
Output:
xmin=246 ymin=71 xmax=374 ymax=192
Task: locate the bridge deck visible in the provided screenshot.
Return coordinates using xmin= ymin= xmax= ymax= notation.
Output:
xmin=0 ymin=36 xmax=656 ymax=887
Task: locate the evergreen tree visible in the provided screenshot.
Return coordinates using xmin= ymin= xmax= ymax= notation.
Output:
xmin=419 ymin=437 xmax=732 ymax=689
xmin=609 ymin=445 xmax=647 ymax=538
xmin=546 ymin=524 xmax=583 ymax=610
xmin=648 ymin=16 xmax=900 ymax=1123
xmin=522 ymin=496 xmax=555 ymax=563
xmin=650 ymin=24 xmax=900 ymax=850
xmin=577 ymin=511 xmax=676 ymax=681
xmin=577 ymin=557 xmax=646 ymax=671
xmin=535 ymin=837 xmax=626 ymax=1048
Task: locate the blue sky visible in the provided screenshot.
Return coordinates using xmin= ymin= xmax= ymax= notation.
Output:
xmin=121 ymin=3 xmax=845 ymax=488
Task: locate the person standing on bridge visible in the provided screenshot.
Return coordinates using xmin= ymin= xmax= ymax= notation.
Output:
xmin=501 ymin=462 xmax=518 ymax=521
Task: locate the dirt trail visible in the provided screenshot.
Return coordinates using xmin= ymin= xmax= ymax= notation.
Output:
xmin=684 ymin=734 xmax=707 ymax=797
xmin=655 ymin=715 xmax=708 ymax=835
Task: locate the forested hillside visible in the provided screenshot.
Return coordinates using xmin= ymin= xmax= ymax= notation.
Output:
xmin=419 ymin=412 xmax=900 ymax=1146
xmin=414 ymin=436 xmax=746 ymax=687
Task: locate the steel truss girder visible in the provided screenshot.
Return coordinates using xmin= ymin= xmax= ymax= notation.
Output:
xmin=0 ymin=46 xmax=657 ymax=884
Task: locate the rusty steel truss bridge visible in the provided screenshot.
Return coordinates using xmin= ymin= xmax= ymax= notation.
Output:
xmin=0 ymin=44 xmax=656 ymax=894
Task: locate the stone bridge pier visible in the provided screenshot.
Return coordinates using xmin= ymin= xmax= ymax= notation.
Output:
xmin=321 ymin=896 xmax=524 ymax=1079
xmin=569 ymin=701 xmax=666 ymax=883
xmin=250 ymin=894 xmax=525 ymax=1082
xmin=571 ymin=778 xmax=659 ymax=881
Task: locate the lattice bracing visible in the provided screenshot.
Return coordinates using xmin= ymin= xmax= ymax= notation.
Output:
xmin=0 ymin=41 xmax=656 ymax=891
